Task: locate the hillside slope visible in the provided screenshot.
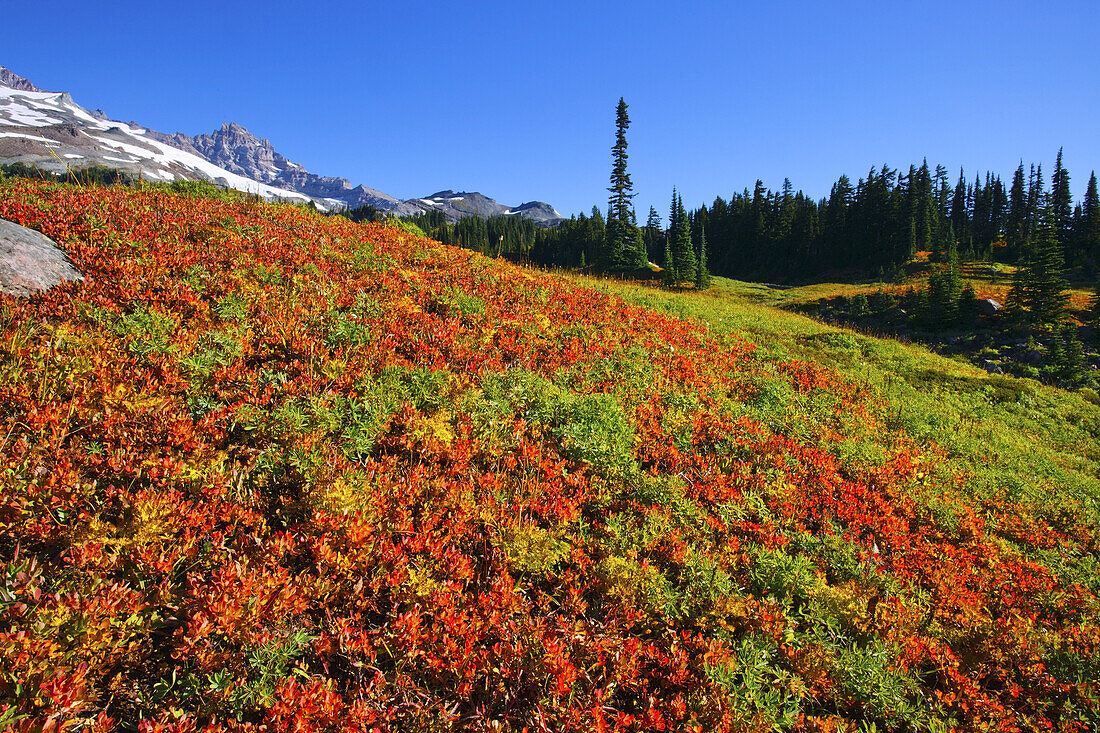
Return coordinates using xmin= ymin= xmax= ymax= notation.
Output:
xmin=1 ymin=180 xmax=1098 ymax=732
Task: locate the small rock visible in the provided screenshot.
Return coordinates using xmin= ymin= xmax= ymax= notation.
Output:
xmin=983 ymin=360 xmax=1004 ymax=375
xmin=0 ymin=219 xmax=82 ymax=297
xmin=978 ymin=299 xmax=1003 ymax=315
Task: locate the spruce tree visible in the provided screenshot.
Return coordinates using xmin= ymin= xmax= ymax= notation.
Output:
xmin=604 ymin=98 xmax=647 ymax=271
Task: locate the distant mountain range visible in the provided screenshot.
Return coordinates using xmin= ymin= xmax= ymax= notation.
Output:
xmin=0 ymin=65 xmax=564 ymax=225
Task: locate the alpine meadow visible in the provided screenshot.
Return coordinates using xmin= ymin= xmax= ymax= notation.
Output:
xmin=2 ymin=3 xmax=1100 ymax=731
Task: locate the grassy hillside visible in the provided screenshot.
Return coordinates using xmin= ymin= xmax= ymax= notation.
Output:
xmin=1 ymin=180 xmax=1099 ymax=732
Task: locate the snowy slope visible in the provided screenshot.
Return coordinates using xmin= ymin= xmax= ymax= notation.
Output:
xmin=0 ymin=76 xmax=335 ymax=207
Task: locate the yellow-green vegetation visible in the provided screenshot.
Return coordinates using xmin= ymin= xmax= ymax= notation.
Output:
xmin=575 ymin=274 xmax=1100 ymax=575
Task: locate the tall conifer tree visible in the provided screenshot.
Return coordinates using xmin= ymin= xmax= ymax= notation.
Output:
xmin=1006 ymin=162 xmax=1028 ymax=260
xmin=695 ymin=223 xmax=710 ymax=289
xmin=672 ymin=193 xmax=696 ymax=285
xmin=1080 ymin=171 xmax=1100 ymax=267
xmin=1051 ymin=147 xmax=1075 ymax=262
xmin=1009 ymin=194 xmax=1069 ymax=327
xmin=603 ymin=97 xmax=647 ymax=271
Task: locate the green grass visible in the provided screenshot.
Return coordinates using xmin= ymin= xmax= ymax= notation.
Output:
xmin=567 ymin=274 xmax=1100 ymax=580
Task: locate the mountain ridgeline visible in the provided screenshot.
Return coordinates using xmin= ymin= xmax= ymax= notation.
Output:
xmin=0 ymin=65 xmax=563 ymax=224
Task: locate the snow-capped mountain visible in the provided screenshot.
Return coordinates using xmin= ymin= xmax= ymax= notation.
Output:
xmin=143 ymin=122 xmax=415 ymax=214
xmin=0 ymin=67 xmax=335 ymax=207
xmin=408 ymin=191 xmax=564 ymax=225
xmin=0 ymin=66 xmax=565 ymax=225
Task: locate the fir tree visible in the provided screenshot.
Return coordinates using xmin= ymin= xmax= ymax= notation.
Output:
xmin=1006 ymin=162 xmax=1028 ymax=260
xmin=1009 ymin=194 xmax=1069 ymax=328
xmin=1059 ymin=325 xmax=1087 ymax=385
xmin=1091 ymin=278 xmax=1100 ymax=331
xmin=696 ymin=223 xmax=710 ymax=289
xmin=664 ymin=188 xmax=680 ymax=286
xmin=927 ymin=234 xmax=963 ymax=327
xmin=604 ymin=98 xmax=647 ymax=271
xmin=1080 ymin=171 xmax=1100 ymax=267
xmin=1051 ymin=147 xmax=1074 ymax=261
xmin=662 ymin=236 xmax=676 ymax=287
xmin=671 ymin=193 xmax=696 ymax=286
xmin=643 ymin=205 xmax=663 ymax=264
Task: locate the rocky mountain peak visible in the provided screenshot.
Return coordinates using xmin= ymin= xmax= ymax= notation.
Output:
xmin=189 ymin=122 xmax=285 ymax=184
xmin=0 ymin=66 xmax=42 ymax=92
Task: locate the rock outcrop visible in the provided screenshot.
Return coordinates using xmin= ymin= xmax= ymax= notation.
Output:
xmin=0 ymin=218 xmax=83 ymax=296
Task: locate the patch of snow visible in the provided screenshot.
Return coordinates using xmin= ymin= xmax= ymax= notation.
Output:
xmin=64 ymin=105 xmax=111 ymax=130
xmin=140 ymin=168 xmax=174 ymax=181
xmin=0 ymin=100 xmax=63 ymax=127
xmin=419 ymin=198 xmax=440 ymax=206
xmin=0 ymin=131 xmax=59 ymax=145
xmin=63 ymin=153 xmax=84 ymax=159
xmin=102 ymin=155 xmax=138 ymax=163
xmin=87 ymin=130 xmax=314 ymax=204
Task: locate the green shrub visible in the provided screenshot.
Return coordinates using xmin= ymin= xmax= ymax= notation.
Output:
xmin=110 ymin=307 xmax=177 ymax=357
xmin=476 ymin=369 xmax=638 ymax=478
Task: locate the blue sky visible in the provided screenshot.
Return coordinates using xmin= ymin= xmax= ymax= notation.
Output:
xmin=5 ymin=1 xmax=1098 ymax=218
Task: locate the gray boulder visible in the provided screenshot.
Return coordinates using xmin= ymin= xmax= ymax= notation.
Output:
xmin=0 ymin=219 xmax=83 ymax=297
xmin=978 ymin=298 xmax=1003 ymax=315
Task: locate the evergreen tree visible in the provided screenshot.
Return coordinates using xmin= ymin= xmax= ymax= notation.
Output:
xmin=662 ymin=236 xmax=677 ymax=287
xmin=696 ymin=223 xmax=710 ymax=289
xmin=1059 ymin=325 xmax=1087 ymax=385
xmin=1009 ymin=194 xmax=1069 ymax=328
xmin=1025 ymin=164 xmax=1044 ymax=246
xmin=1006 ymin=162 xmax=1028 ymax=260
xmin=603 ymin=97 xmax=647 ymax=271
xmin=950 ymin=169 xmax=970 ymax=255
xmin=1092 ymin=278 xmax=1100 ymax=331
xmin=664 ymin=188 xmax=680 ymax=286
xmin=643 ymin=205 xmax=663 ymax=264
xmin=671 ymin=192 xmax=696 ymax=286
xmin=927 ymin=231 xmax=963 ymax=327
xmin=1051 ymin=147 xmax=1074 ymax=262
xmin=1080 ymin=172 xmax=1100 ymax=268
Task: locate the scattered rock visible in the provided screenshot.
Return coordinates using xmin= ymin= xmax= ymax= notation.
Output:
xmin=983 ymin=360 xmax=1005 ymax=375
xmin=1023 ymin=350 xmax=1043 ymax=365
xmin=978 ymin=299 xmax=1003 ymax=315
xmin=0 ymin=219 xmax=83 ymax=297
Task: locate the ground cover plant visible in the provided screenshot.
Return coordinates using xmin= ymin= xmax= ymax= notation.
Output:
xmin=1 ymin=179 xmax=1099 ymax=732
